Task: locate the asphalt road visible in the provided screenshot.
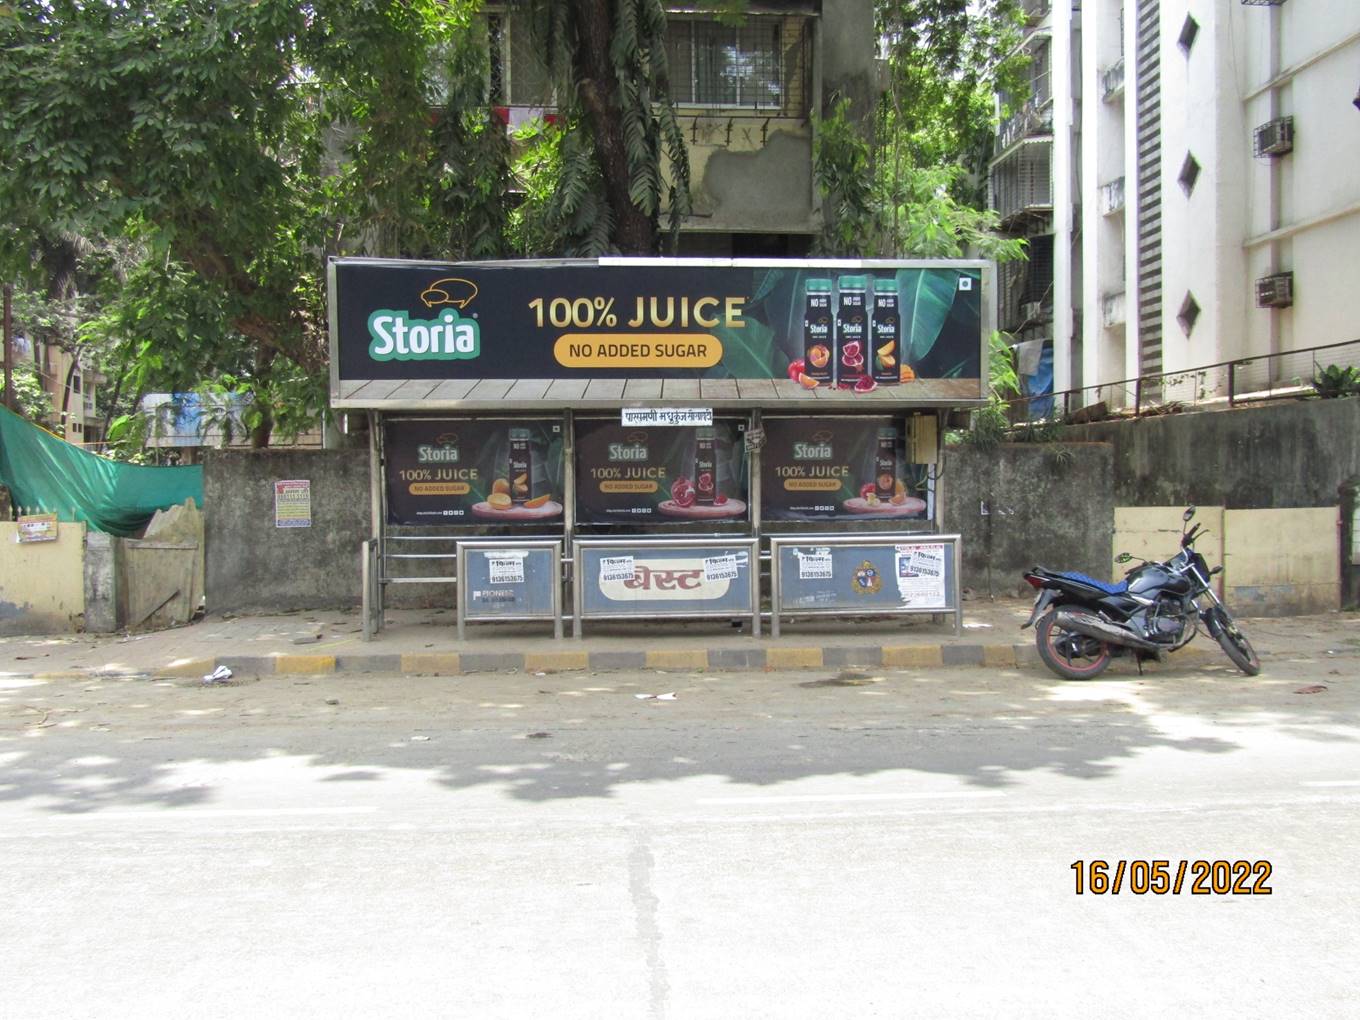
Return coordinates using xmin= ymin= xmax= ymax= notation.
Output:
xmin=2 ymin=651 xmax=1357 ymax=1019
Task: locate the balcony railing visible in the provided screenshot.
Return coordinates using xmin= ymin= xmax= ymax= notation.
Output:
xmin=997 ymin=96 xmax=1054 ymax=152
xmin=989 ymin=138 xmax=1054 ymax=225
xmin=1099 ymin=176 xmax=1126 ymax=215
xmin=1101 ymin=58 xmax=1125 ymax=100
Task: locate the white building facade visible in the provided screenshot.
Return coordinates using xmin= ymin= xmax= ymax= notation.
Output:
xmin=995 ymin=0 xmax=1360 ymax=409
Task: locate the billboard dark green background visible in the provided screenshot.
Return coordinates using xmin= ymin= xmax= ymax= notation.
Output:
xmin=334 ymin=261 xmax=983 ymax=386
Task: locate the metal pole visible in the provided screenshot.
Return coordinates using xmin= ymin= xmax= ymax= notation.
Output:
xmin=2 ymin=284 xmax=13 ymax=411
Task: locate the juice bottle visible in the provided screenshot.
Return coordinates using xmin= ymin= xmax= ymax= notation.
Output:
xmin=508 ymin=427 xmax=532 ymax=504
xmin=802 ymin=279 xmax=834 ymax=385
xmin=694 ymin=427 xmax=717 ymax=506
xmin=835 ymin=276 xmax=868 ymax=387
xmin=874 ymin=426 xmax=896 ymax=503
xmin=871 ymin=277 xmax=900 ymax=385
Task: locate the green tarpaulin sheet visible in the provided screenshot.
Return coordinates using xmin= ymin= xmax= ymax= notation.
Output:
xmin=0 ymin=404 xmax=203 ymax=536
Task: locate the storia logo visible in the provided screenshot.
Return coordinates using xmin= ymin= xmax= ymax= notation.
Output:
xmin=367 ymin=278 xmax=482 ymax=362
xmin=417 ymin=433 xmax=459 ymax=463
xmin=793 ymin=431 xmax=835 ymax=460
xmin=608 ymin=431 xmax=649 ymax=461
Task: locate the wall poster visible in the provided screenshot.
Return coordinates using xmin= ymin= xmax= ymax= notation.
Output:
xmin=384 ymin=418 xmax=565 ymax=526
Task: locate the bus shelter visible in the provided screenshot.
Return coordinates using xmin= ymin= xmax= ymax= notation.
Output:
xmin=328 ymin=257 xmax=991 ymax=639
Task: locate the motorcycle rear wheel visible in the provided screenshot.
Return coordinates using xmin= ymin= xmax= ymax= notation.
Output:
xmin=1036 ymin=610 xmax=1113 ymax=680
xmin=1210 ymin=609 xmax=1260 ymax=676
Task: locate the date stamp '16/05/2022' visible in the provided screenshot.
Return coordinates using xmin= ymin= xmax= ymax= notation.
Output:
xmin=1071 ymin=860 xmax=1273 ymax=896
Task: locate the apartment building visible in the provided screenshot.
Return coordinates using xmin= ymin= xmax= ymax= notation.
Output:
xmin=487 ymin=0 xmax=877 ymax=256
xmin=992 ymin=0 xmax=1360 ymax=409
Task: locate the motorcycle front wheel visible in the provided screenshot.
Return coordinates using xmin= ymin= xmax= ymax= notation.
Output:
xmin=1036 ymin=610 xmax=1113 ymax=680
xmin=1209 ymin=608 xmax=1261 ymax=676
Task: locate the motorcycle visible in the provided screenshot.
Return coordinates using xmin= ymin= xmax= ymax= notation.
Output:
xmin=1021 ymin=506 xmax=1260 ymax=680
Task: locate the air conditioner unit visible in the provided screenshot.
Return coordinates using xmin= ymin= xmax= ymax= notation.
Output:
xmin=1255 ymin=272 xmax=1294 ymax=308
xmin=1253 ymin=116 xmax=1294 ymax=157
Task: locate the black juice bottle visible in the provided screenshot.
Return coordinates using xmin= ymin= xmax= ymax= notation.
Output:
xmin=509 ymin=427 xmax=532 ymax=504
xmin=874 ymin=427 xmax=896 ymax=503
xmin=694 ymin=427 xmax=717 ymax=506
xmin=802 ymin=279 xmax=834 ymax=384
xmin=835 ymin=276 xmax=868 ymax=387
xmin=871 ymin=278 xmax=900 ymax=385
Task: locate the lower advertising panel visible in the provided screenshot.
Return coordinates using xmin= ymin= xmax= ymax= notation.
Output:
xmin=769 ymin=534 xmax=961 ymax=637
xmin=456 ymin=540 xmax=563 ymax=639
xmin=573 ymin=538 xmax=760 ymax=636
xmin=385 ymin=417 xmax=565 ymax=526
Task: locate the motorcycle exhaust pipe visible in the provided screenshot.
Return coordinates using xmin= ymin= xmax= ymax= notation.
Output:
xmin=1053 ymin=609 xmax=1163 ymax=656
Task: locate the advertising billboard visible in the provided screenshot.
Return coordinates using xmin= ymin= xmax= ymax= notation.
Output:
xmin=574 ymin=419 xmax=747 ymax=526
xmin=760 ymin=417 xmax=929 ymax=523
xmin=383 ymin=418 xmax=564 ymax=526
xmin=331 ymin=259 xmax=987 ymax=404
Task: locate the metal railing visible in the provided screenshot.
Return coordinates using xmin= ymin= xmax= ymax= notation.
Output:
xmin=1010 ymin=337 xmax=1360 ymax=421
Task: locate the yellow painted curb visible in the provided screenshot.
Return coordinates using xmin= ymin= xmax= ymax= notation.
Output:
xmin=525 ymin=651 xmax=589 ymax=673
xmin=400 ymin=653 xmax=461 ymax=674
xmin=882 ymin=645 xmax=944 ymax=668
xmin=766 ymin=646 xmax=823 ymax=670
xmin=274 ymin=654 xmax=337 ymax=675
xmin=645 ymin=649 xmax=708 ymax=671
xmin=982 ymin=645 xmax=1017 ymax=668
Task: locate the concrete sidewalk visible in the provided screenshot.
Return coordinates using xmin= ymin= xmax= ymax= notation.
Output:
xmin=2 ymin=598 xmax=1356 ymax=681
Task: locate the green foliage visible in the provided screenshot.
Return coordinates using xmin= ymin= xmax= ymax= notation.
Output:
xmin=1 ymin=362 xmax=53 ymax=423
xmin=522 ymin=0 xmax=691 ymax=255
xmin=813 ymin=98 xmax=877 ymax=257
xmin=1312 ymin=364 xmax=1360 ymax=399
xmin=956 ymin=331 xmax=1020 ymax=448
xmin=815 ymin=0 xmax=1028 ymax=262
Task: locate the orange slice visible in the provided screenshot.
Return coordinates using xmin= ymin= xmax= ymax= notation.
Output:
xmin=524 ymin=493 xmax=551 ymax=509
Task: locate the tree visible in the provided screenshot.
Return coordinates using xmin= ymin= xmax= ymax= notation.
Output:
xmin=520 ymin=0 xmax=692 ymax=255
xmin=813 ymin=0 xmax=1028 ymax=261
xmin=0 ymin=0 xmax=474 ymax=446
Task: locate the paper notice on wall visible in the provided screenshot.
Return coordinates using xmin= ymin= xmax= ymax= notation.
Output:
xmin=796 ymin=549 xmax=833 ymax=580
xmin=895 ymin=543 xmax=946 ymax=607
xmin=274 ymin=479 xmax=312 ymax=528
xmin=16 ymin=513 xmax=58 ymax=543
xmin=486 ymin=553 xmax=526 ymax=585
xmin=599 ymin=555 xmax=636 ymax=583
xmin=702 ymin=554 xmax=739 ymax=582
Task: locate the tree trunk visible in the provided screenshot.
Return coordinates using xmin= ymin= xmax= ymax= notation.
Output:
xmin=569 ymin=0 xmax=657 ymax=254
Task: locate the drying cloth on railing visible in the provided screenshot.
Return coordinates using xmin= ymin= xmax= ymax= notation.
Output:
xmin=0 ymin=404 xmax=203 ymax=536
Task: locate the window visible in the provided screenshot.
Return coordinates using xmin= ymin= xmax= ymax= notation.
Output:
xmin=666 ymin=19 xmax=784 ymax=109
xmin=72 ymin=374 xmax=81 ymax=394
xmin=1178 ymin=153 xmax=1201 ymax=196
xmin=1177 ymin=15 xmax=1199 ymax=55
xmin=485 ymin=13 xmax=553 ymax=107
xmin=1177 ymin=293 xmax=1201 ymax=336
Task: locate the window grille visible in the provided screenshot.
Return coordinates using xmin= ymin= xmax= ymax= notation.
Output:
xmin=667 ymin=19 xmax=784 ymax=110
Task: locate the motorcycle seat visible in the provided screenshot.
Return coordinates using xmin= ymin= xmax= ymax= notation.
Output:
xmin=1054 ymin=571 xmax=1128 ymax=595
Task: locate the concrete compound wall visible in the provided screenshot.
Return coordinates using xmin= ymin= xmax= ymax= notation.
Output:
xmin=942 ymin=443 xmax=1115 ymax=596
xmin=1064 ymin=399 xmax=1360 ymax=509
xmin=199 ymin=402 xmax=1352 ymax=615
xmin=204 ymin=449 xmax=370 ymax=613
xmin=0 ymin=522 xmax=86 ymax=635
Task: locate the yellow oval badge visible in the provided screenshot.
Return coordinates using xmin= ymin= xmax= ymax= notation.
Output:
xmin=553 ymin=334 xmax=722 ymax=369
